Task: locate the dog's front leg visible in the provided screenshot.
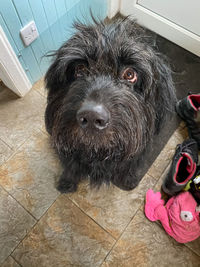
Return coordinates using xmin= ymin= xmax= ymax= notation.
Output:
xmin=57 ymin=153 xmax=90 ymax=193
xmin=56 ymin=156 xmax=85 ymax=193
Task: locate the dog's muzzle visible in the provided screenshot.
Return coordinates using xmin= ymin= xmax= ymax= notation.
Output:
xmin=76 ymin=101 xmax=110 ymax=130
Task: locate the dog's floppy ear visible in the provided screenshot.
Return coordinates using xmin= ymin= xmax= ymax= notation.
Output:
xmin=45 ymin=44 xmax=75 ymax=96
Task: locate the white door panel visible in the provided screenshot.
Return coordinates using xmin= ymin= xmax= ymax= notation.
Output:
xmin=120 ymin=0 xmax=200 ymax=57
xmin=138 ymin=0 xmax=200 ymax=36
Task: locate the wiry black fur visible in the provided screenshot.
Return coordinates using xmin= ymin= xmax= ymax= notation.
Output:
xmin=45 ymin=17 xmax=176 ymax=193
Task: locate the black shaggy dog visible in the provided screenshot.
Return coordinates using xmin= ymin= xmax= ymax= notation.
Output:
xmin=45 ymin=17 xmax=176 ymax=193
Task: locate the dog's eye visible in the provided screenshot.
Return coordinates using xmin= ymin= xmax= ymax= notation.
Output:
xmin=75 ymin=64 xmax=88 ymax=78
xmin=122 ymin=68 xmax=137 ymax=83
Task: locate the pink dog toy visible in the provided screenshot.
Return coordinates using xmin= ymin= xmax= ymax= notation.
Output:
xmin=145 ymin=190 xmax=200 ymax=243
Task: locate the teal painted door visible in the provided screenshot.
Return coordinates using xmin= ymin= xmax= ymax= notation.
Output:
xmin=0 ymin=0 xmax=108 ymax=84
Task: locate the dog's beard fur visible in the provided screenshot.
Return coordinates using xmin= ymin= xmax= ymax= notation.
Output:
xmin=51 ymin=77 xmax=156 ymax=160
xmin=45 ymin=17 xmax=176 ymax=192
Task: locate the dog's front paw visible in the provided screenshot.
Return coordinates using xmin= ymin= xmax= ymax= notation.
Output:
xmin=57 ymin=177 xmax=77 ymax=193
xmin=119 ymin=181 xmax=137 ymax=191
xmin=112 ymin=175 xmax=139 ymax=191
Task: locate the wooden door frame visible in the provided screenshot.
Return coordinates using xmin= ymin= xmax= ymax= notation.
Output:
xmin=0 ymin=26 xmax=32 ymax=97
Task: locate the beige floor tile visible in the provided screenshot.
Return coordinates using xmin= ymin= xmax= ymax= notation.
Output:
xmin=0 ymin=87 xmax=46 ymax=150
xmin=12 ymin=195 xmax=115 ymax=267
xmin=153 ymin=164 xmax=171 ymax=193
xmin=0 ymin=140 xmax=13 ymax=166
xmin=0 ymin=131 xmax=61 ymax=219
xmin=68 ymin=174 xmax=157 ymax=239
xmin=102 ymin=210 xmax=200 ymax=267
xmin=185 ymin=238 xmax=200 ymax=258
xmin=147 ymin=125 xmax=188 ymax=181
xmin=32 ymin=77 xmax=47 ymax=97
xmin=2 ymin=256 xmax=20 ymax=267
xmin=0 ymin=186 xmax=36 ymax=265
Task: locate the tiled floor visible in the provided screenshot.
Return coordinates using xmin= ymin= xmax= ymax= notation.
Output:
xmin=1 ymin=79 xmax=200 ymax=267
xmin=0 ymin=79 xmax=200 ymax=265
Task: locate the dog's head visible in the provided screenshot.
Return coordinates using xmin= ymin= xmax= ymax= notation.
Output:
xmin=45 ymin=18 xmax=176 ymax=161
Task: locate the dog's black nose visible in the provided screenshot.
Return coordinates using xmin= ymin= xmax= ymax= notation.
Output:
xmin=77 ymin=101 xmax=110 ymax=130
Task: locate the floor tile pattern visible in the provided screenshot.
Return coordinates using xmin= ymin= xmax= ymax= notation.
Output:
xmin=0 ymin=186 xmax=36 ymax=264
xmin=0 ymin=80 xmax=199 ymax=267
xmin=12 ymin=195 xmax=115 ymax=267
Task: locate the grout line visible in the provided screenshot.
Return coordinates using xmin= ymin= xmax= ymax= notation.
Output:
xmin=0 ymin=129 xmax=43 ymax=166
xmin=10 ymin=194 xmax=60 ymax=260
xmin=67 ymin=196 xmax=117 ymax=241
xmin=0 ymin=91 xmax=46 ymax=162
xmin=33 ymin=86 xmax=47 ymax=99
xmin=0 ymin=144 xmax=24 ymax=166
xmin=148 ymin=161 xmax=171 ymax=183
xmin=38 ymin=127 xmax=48 ymax=136
xmin=10 ymin=255 xmax=23 ymax=267
xmin=9 ymin=220 xmax=37 ymax=261
xmin=1 ymin=254 xmax=23 ymax=267
xmin=0 ymin=188 xmax=38 ymax=264
xmin=99 ymin=207 xmax=143 ymax=266
xmin=184 ymin=244 xmax=200 ymax=258
xmin=0 ymin=185 xmax=38 ymax=221
xmin=0 ymin=137 xmax=13 ymax=151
